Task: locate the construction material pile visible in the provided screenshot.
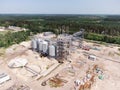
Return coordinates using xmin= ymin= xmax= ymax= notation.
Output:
xmin=93 ymin=65 xmax=104 ymax=80
xmin=74 ymin=65 xmax=104 ymax=90
xmin=48 ymin=75 xmax=68 ymax=88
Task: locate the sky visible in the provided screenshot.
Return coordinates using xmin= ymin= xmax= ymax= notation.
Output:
xmin=0 ymin=0 xmax=120 ymax=14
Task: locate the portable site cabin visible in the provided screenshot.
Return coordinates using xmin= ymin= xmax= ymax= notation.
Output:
xmin=88 ymin=55 xmax=96 ymax=61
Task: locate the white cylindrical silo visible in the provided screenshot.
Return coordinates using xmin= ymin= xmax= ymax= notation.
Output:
xmin=42 ymin=41 xmax=48 ymax=53
xmin=37 ymin=38 xmax=41 ymax=51
xmin=37 ymin=38 xmax=41 ymax=46
xmin=49 ymin=45 xmax=56 ymax=57
xmin=31 ymin=39 xmax=37 ymax=50
xmin=38 ymin=40 xmax=43 ymax=52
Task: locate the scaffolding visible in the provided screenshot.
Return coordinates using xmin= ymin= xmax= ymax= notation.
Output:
xmin=56 ymin=37 xmax=71 ymax=63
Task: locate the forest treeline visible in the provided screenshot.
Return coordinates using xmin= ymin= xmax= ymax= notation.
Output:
xmin=0 ymin=15 xmax=120 ymax=48
xmin=0 ymin=31 xmax=31 ymax=47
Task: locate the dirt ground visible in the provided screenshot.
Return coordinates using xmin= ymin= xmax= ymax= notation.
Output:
xmin=0 ymin=40 xmax=120 ymax=90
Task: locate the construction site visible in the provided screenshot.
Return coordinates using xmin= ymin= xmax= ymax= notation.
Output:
xmin=0 ymin=30 xmax=120 ymax=90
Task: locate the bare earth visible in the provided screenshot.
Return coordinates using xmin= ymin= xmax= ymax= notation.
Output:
xmin=0 ymin=40 xmax=120 ymax=90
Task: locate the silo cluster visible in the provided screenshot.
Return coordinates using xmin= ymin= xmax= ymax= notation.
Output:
xmin=31 ymin=29 xmax=84 ymax=61
xmin=31 ymin=38 xmax=57 ymax=58
xmin=31 ymin=38 xmax=37 ymax=51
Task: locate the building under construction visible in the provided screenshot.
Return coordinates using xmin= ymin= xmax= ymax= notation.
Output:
xmin=31 ymin=29 xmax=84 ymax=63
xmin=56 ymin=36 xmax=71 ymax=63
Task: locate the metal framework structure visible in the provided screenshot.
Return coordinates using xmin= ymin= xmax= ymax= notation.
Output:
xmin=73 ymin=29 xmax=85 ymax=48
xmin=31 ymin=29 xmax=85 ymax=63
xmin=56 ymin=38 xmax=71 ymax=63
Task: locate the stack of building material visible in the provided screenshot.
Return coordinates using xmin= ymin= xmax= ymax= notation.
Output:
xmin=0 ymin=72 xmax=11 ymax=84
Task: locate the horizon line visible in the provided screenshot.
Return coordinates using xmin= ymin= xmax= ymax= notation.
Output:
xmin=0 ymin=13 xmax=120 ymax=16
